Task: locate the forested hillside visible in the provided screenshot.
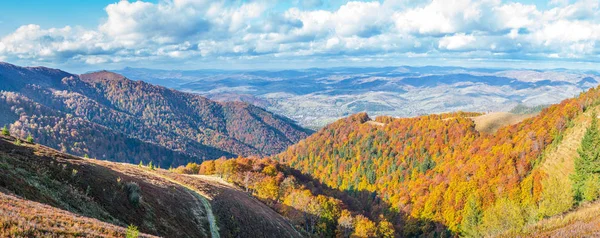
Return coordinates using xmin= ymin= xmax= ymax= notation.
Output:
xmin=182 ymin=157 xmax=400 ymax=237
xmin=273 ymin=86 xmax=600 ymax=236
xmin=0 ymin=62 xmax=311 ymax=167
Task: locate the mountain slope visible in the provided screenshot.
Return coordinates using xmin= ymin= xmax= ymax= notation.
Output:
xmin=0 ymin=192 xmax=155 ymax=238
xmin=492 ymin=106 xmax=600 ymax=237
xmin=0 ymin=133 xmax=302 ymax=237
xmin=274 ymin=86 xmax=600 ymax=236
xmin=0 ymin=134 xmax=211 ymax=237
xmin=0 ymin=62 xmax=311 ymax=167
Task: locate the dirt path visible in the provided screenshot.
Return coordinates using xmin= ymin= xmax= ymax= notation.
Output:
xmin=187 ymin=189 xmax=220 ymax=238
xmin=170 ymin=174 xmax=304 ymax=238
xmin=149 ymin=171 xmax=221 ymax=238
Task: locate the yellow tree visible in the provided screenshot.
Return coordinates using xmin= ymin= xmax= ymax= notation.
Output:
xmin=353 ymin=215 xmax=377 ymax=237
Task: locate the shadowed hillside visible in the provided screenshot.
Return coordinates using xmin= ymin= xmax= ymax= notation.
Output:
xmin=0 ymin=133 xmax=303 ymax=237
xmin=0 ymin=134 xmax=210 ymax=237
xmin=0 ymin=62 xmax=311 ymax=167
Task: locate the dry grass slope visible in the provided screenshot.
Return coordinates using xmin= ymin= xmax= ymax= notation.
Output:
xmin=66 ymin=152 xmax=302 ymax=238
xmin=539 ymin=108 xmax=596 ymax=188
xmin=500 ymin=106 xmax=600 ymax=237
xmin=0 ymin=134 xmax=210 ymax=237
xmin=157 ymin=172 xmax=304 ymax=238
xmin=0 ymin=192 xmax=156 ymax=238
xmin=0 ymin=133 xmax=304 ymax=238
xmin=515 ymin=201 xmax=600 ymax=238
xmin=472 ymin=112 xmax=538 ymax=134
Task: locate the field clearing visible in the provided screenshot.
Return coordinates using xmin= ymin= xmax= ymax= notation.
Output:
xmin=472 ymin=112 xmax=538 ymax=134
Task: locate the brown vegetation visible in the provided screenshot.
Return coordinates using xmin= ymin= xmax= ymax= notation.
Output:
xmin=472 ymin=112 xmax=538 ymax=134
xmin=0 ymin=191 xmax=156 ymax=237
xmin=0 ymin=134 xmax=211 ymax=237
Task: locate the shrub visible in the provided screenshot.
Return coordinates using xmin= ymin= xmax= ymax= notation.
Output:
xmin=174 ymin=162 xmax=201 ymax=174
xmin=199 ymin=160 xmax=215 ymax=175
xmin=538 ymin=176 xmax=573 ymax=218
xmin=25 ymin=134 xmax=34 ymax=143
xmin=125 ymin=182 xmax=142 ymax=206
xmin=185 ymin=162 xmax=201 ymax=174
xmin=582 ymin=174 xmax=600 ymax=202
xmin=126 ymin=224 xmax=139 ymax=238
xmin=1 ymin=126 xmax=9 ymax=136
xmin=14 ymin=138 xmax=21 ymax=146
xmin=148 ymin=161 xmax=154 ymax=170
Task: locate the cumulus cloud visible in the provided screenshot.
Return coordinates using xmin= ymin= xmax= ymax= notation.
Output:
xmin=0 ymin=0 xmax=599 ymax=68
xmin=439 ymin=33 xmax=476 ymax=51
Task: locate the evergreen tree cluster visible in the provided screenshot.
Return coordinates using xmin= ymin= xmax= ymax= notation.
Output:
xmin=572 ymin=113 xmax=600 ymax=202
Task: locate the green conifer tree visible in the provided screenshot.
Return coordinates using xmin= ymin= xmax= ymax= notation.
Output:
xmin=572 ymin=113 xmax=600 ymax=202
xmin=460 ymin=194 xmax=483 ymax=237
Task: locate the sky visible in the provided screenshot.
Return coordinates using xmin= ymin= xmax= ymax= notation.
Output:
xmin=0 ymin=0 xmax=599 ymax=73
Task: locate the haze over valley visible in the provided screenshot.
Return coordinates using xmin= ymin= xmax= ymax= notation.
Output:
xmin=118 ymin=67 xmax=600 ymax=128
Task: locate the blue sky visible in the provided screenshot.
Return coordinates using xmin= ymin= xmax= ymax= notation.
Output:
xmin=0 ymin=0 xmax=599 ymax=72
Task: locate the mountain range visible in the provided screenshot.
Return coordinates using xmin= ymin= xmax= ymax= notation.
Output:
xmin=3 ymin=62 xmax=600 ymax=237
xmin=0 ymin=62 xmax=310 ymax=167
xmin=116 ymin=67 xmax=600 ymax=129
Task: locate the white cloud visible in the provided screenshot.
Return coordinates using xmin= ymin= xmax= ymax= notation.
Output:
xmin=494 ymin=3 xmax=540 ymax=30
xmin=439 ymin=33 xmax=476 ymax=50
xmin=0 ymin=0 xmax=599 ymax=68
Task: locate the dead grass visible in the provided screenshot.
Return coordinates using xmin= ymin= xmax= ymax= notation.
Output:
xmin=472 ymin=112 xmax=538 ymax=134
xmin=365 ymin=120 xmax=386 ymax=127
xmin=0 ymin=191 xmax=156 ymax=237
xmin=155 ymin=171 xmax=304 ymax=238
xmin=539 ymin=107 xmax=597 ymax=187
xmin=513 ymin=201 xmax=600 ymax=238
xmin=0 ymin=134 xmax=209 ymax=237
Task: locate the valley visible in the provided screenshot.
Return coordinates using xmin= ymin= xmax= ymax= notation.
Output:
xmin=118 ymin=67 xmax=600 ymax=129
xmin=2 ymin=0 xmax=600 ymax=237
xmin=2 ymin=62 xmax=600 ymax=237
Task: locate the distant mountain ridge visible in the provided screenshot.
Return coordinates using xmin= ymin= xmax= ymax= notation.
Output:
xmin=116 ymin=66 xmax=600 ymax=128
xmin=0 ymin=62 xmax=311 ymax=167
